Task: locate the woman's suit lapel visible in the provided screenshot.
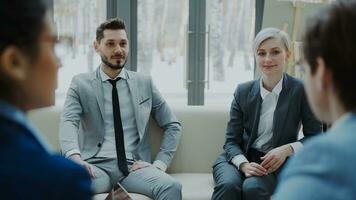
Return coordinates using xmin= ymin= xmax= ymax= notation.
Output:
xmin=272 ymin=74 xmax=292 ymax=146
xmin=246 ymin=80 xmax=262 ymax=152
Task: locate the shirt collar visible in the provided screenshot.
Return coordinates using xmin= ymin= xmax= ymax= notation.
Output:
xmin=260 ymin=75 xmax=284 ymax=100
xmin=99 ymin=66 xmax=127 ymax=82
xmin=0 ymin=100 xmax=27 ymax=126
xmin=330 ymin=112 xmax=352 ymax=132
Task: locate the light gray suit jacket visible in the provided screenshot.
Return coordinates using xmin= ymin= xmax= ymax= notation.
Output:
xmin=274 ymin=113 xmax=356 ymax=200
xmin=59 ymin=68 xmax=182 ymax=167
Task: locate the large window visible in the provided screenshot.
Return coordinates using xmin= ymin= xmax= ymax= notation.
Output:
xmin=136 ymin=0 xmax=255 ymax=105
xmin=53 ymin=0 xmax=255 ymax=105
xmin=205 ymin=0 xmax=255 ymax=104
xmin=137 ymin=0 xmax=189 ymax=104
xmin=53 ymin=0 xmax=106 ymax=105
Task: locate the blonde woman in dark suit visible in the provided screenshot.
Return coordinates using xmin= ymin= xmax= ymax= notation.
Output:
xmin=211 ymin=27 xmax=323 ymax=200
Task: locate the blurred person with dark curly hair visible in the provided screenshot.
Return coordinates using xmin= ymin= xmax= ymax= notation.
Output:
xmin=274 ymin=1 xmax=356 ymax=199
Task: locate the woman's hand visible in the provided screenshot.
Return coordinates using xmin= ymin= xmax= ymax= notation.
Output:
xmin=240 ymin=162 xmax=268 ymax=177
xmin=260 ymin=144 xmax=293 ymax=173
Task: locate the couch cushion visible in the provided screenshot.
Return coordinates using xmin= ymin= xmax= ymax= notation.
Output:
xmin=93 ymin=173 xmax=214 ymax=200
xmin=172 ymin=173 xmax=214 ymax=200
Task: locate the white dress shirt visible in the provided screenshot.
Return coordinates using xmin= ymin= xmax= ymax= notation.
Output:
xmin=97 ymin=67 xmax=139 ymax=159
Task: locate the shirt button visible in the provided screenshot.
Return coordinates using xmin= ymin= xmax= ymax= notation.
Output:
xmin=97 ymin=143 xmax=102 ymax=148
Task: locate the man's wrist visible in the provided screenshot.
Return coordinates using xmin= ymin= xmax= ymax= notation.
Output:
xmin=65 ymin=149 xmax=81 ymax=158
xmin=69 ymin=153 xmax=82 ymax=161
xmin=153 ymin=160 xmax=167 ymax=171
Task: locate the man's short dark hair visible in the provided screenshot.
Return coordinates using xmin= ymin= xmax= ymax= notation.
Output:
xmin=0 ymin=0 xmax=47 ymax=59
xmin=96 ymin=18 xmax=126 ymax=42
xmin=303 ymin=0 xmax=356 ymax=111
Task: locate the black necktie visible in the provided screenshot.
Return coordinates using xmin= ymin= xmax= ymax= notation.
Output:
xmin=108 ymin=78 xmax=129 ymax=176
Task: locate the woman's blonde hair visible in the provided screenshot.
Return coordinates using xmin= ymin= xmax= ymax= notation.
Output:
xmin=253 ymin=27 xmax=291 ymax=54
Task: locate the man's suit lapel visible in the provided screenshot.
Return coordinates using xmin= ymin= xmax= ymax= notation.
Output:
xmin=92 ymin=68 xmax=105 ymax=120
xmin=246 ymin=80 xmax=262 ymax=151
xmin=272 ymin=74 xmax=291 ymax=146
xmin=126 ymin=71 xmax=144 ymax=140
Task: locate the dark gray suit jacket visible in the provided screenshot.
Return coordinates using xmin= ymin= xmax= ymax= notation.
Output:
xmin=215 ymin=73 xmax=323 ymax=166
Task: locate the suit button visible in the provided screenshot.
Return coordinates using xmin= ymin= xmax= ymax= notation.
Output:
xmin=97 ymin=143 xmax=102 ymax=148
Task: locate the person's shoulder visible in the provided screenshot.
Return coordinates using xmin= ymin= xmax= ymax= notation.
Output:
xmin=239 ymin=79 xmax=257 ymax=89
xmin=72 ymin=72 xmax=94 ymax=82
xmin=275 ymin=132 xmax=356 ymax=200
xmin=309 ymin=123 xmax=356 ymax=153
xmin=126 ymin=70 xmax=151 ymax=81
xmin=284 ymin=130 xmax=356 ymax=179
xmin=234 ymin=79 xmax=257 ymax=94
xmin=284 ymin=73 xmax=304 ymax=89
xmin=69 ymin=72 xmax=96 ymax=92
xmin=294 ymin=133 xmax=349 ymax=161
xmin=126 ymin=70 xmax=154 ymax=91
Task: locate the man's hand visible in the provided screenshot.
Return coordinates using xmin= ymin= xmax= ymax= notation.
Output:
xmin=112 ymin=187 xmax=132 ymax=200
xmin=131 ymin=160 xmax=153 ymax=171
xmin=260 ymin=145 xmax=293 ymax=173
xmin=105 ymin=187 xmax=132 ymax=200
xmin=240 ymin=162 xmax=268 ymax=177
xmin=69 ymin=154 xmax=95 ymax=178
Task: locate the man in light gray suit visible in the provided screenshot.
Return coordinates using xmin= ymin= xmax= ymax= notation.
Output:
xmin=59 ymin=18 xmax=182 ymax=200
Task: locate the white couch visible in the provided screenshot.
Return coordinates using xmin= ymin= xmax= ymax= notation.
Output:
xmin=27 ymin=105 xmax=230 ymax=200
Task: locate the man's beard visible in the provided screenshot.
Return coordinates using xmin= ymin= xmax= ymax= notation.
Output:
xmin=101 ymin=55 xmax=127 ymax=70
